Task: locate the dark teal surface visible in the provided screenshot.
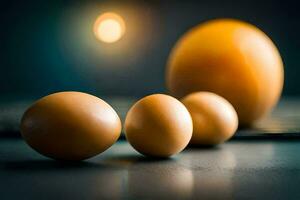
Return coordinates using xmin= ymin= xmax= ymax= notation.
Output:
xmin=1 ymin=139 xmax=300 ymax=199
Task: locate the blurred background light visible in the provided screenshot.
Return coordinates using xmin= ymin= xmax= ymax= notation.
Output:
xmin=57 ymin=1 xmax=158 ymax=97
xmin=93 ymin=12 xmax=126 ymax=43
xmin=0 ymin=0 xmax=299 ymax=99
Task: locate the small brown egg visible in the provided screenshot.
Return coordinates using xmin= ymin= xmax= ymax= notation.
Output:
xmin=182 ymin=92 xmax=238 ymax=145
xmin=124 ymin=94 xmax=193 ymax=157
xmin=20 ymin=91 xmax=121 ymax=161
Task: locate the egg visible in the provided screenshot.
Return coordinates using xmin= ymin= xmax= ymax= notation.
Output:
xmin=166 ymin=19 xmax=284 ymax=126
xmin=182 ymin=92 xmax=238 ymax=145
xmin=20 ymin=91 xmax=121 ymax=161
xmin=124 ymin=94 xmax=193 ymax=157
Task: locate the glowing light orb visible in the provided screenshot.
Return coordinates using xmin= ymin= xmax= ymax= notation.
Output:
xmin=93 ymin=12 xmax=126 ymax=43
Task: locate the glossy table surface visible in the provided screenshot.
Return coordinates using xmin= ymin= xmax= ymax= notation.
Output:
xmin=1 ymin=138 xmax=300 ymax=200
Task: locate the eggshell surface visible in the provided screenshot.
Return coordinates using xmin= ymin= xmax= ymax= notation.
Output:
xmin=166 ymin=19 xmax=284 ymax=126
xmin=125 ymin=94 xmax=193 ymax=157
xmin=20 ymin=91 xmax=121 ymax=161
xmin=182 ymin=92 xmax=238 ymax=145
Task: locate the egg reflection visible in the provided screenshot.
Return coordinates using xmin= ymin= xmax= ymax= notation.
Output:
xmin=126 ymin=162 xmax=194 ymax=199
xmin=185 ymin=149 xmax=237 ymax=199
xmin=102 ymin=154 xmax=194 ymax=199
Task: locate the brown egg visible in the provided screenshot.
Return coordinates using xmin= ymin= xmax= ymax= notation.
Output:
xmin=124 ymin=94 xmax=193 ymax=157
xmin=20 ymin=91 xmax=121 ymax=161
xmin=166 ymin=19 xmax=284 ymax=126
xmin=182 ymin=92 xmax=238 ymax=145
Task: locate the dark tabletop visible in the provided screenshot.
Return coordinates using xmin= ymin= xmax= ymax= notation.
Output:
xmin=1 ymin=138 xmax=300 ymax=200
xmin=1 ymin=97 xmax=300 ymax=199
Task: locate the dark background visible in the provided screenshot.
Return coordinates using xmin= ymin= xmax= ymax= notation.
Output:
xmin=0 ymin=0 xmax=299 ymax=100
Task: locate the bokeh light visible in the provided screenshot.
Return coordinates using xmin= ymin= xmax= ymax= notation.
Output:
xmin=93 ymin=12 xmax=126 ymax=43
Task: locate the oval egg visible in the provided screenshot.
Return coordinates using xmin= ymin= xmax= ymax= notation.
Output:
xmin=125 ymin=94 xmax=193 ymax=157
xmin=182 ymin=92 xmax=238 ymax=145
xmin=20 ymin=91 xmax=121 ymax=161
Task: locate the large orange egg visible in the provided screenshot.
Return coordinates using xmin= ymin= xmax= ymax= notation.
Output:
xmin=166 ymin=19 xmax=284 ymax=126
